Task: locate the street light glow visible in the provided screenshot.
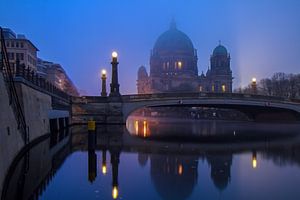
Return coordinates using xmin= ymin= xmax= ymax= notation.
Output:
xmin=112 ymin=51 xmax=118 ymax=58
xmin=112 ymin=186 xmax=118 ymax=199
xmin=102 ymin=164 xmax=107 ymax=175
xmin=252 ymin=77 xmax=257 ymax=83
xmin=101 ymin=69 xmax=107 ymax=75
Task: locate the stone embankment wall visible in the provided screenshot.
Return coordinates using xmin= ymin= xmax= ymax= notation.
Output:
xmin=0 ymin=72 xmax=70 ymax=196
xmin=0 ymin=73 xmax=24 ymax=197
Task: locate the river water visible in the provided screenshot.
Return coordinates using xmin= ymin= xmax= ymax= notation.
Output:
xmin=2 ymin=117 xmax=300 ymax=200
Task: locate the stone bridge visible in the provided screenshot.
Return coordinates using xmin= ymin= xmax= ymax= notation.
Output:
xmin=71 ymin=92 xmax=300 ymax=124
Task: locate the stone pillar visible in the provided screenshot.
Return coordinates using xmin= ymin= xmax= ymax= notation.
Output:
xmin=109 ymin=52 xmax=120 ymax=97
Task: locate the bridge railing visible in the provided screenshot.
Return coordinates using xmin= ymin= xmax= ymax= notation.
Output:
xmin=14 ymin=63 xmax=70 ymax=101
xmin=121 ymin=92 xmax=291 ymax=103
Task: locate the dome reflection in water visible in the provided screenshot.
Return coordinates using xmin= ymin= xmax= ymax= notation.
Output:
xmin=2 ymin=114 xmax=300 ymax=200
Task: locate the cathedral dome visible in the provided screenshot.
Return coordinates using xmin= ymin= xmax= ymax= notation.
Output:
xmin=213 ymin=44 xmax=228 ymax=56
xmin=153 ymin=21 xmax=195 ymax=55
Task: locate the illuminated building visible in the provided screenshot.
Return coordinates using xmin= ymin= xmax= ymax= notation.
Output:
xmin=37 ymin=58 xmax=79 ymax=96
xmin=137 ymin=20 xmax=233 ymax=93
xmin=2 ymin=28 xmax=38 ymax=72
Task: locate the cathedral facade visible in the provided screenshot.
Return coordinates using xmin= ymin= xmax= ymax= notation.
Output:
xmin=137 ymin=21 xmax=233 ymax=94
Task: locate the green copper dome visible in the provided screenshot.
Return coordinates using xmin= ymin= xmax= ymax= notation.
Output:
xmin=213 ymin=45 xmax=228 ymax=56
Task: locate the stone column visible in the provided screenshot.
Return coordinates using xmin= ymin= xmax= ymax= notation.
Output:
xmin=109 ymin=52 xmax=120 ymax=97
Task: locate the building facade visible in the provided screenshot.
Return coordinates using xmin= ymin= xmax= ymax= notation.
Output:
xmin=38 ymin=58 xmax=79 ymax=96
xmin=137 ymin=22 xmax=233 ymax=94
xmin=3 ymin=28 xmax=38 ymax=72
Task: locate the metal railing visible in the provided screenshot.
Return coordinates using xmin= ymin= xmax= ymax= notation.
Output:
xmin=0 ymin=27 xmax=28 ymax=144
xmin=121 ymin=92 xmax=288 ymax=102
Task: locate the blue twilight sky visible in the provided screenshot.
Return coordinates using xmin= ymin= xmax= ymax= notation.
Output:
xmin=1 ymin=0 xmax=300 ymax=95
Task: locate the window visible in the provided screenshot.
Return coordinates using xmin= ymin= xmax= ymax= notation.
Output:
xmin=16 ymin=42 xmax=19 ymax=48
xmin=212 ymin=85 xmax=215 ymax=92
xmin=11 ymin=42 xmax=14 ymax=47
xmin=199 ymin=86 xmax=202 ymax=92
xmin=20 ymin=53 xmax=24 ymax=60
xmin=222 ymin=84 xmax=226 ymax=92
xmin=20 ymin=42 xmax=24 ymax=48
xmin=178 ymin=61 xmax=182 ymax=69
xmin=8 ymin=52 xmax=15 ymax=60
xmin=6 ymin=42 xmax=10 ymax=47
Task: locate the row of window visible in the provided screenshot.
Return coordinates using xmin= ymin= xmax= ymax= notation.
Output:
xmin=7 ymin=52 xmax=24 ymax=61
xmin=7 ymin=52 xmax=24 ymax=60
xmin=6 ymin=52 xmax=36 ymax=66
xmin=6 ymin=41 xmax=24 ymax=48
xmin=163 ymin=61 xmax=183 ymax=70
xmin=199 ymin=84 xmax=227 ymax=92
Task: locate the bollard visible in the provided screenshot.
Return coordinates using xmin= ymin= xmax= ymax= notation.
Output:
xmin=88 ymin=119 xmax=96 ymax=131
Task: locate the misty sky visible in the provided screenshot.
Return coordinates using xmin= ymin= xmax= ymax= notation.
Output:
xmin=1 ymin=0 xmax=300 ymax=95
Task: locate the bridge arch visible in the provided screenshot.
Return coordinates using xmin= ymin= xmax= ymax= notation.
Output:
xmin=122 ymin=93 xmax=300 ymax=123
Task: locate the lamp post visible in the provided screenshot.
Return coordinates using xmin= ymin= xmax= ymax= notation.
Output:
xmin=251 ymin=77 xmax=257 ymax=94
xmin=109 ymin=51 xmax=120 ymax=97
xmin=101 ymin=69 xmax=107 ymax=97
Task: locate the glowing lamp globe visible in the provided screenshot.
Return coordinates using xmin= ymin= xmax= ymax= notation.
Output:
xmin=112 ymin=51 xmax=118 ymax=58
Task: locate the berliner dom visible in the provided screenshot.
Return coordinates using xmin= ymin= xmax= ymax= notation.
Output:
xmin=137 ymin=20 xmax=233 ymax=94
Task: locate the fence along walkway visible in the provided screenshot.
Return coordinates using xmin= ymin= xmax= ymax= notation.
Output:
xmin=0 ymin=27 xmax=28 ymax=144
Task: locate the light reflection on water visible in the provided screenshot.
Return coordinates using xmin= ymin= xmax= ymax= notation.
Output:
xmin=2 ymin=120 xmax=300 ymax=200
xmin=126 ymin=116 xmax=300 ymax=141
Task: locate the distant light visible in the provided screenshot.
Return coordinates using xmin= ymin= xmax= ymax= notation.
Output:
xmin=222 ymin=84 xmax=226 ymax=92
xmin=252 ymin=158 xmax=257 ymax=168
xmin=178 ymin=61 xmax=182 ymax=69
xmin=143 ymin=120 xmax=147 ymax=137
xmin=112 ymin=186 xmax=118 ymax=199
xmin=101 ymin=69 xmax=107 ymax=75
xmin=102 ymin=165 xmax=107 ymax=175
xmin=252 ymin=77 xmax=257 ymax=83
xmin=135 ymin=120 xmax=139 ymax=135
xmin=112 ymin=51 xmax=118 ymax=58
xmin=178 ymin=164 xmax=183 ymax=175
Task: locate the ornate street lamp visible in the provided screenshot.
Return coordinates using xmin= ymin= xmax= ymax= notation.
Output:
xmin=109 ymin=51 xmax=120 ymax=97
xmin=101 ymin=69 xmax=107 ymax=97
xmin=251 ymin=77 xmax=257 ymax=94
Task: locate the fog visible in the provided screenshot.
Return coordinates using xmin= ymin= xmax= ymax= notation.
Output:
xmin=1 ymin=0 xmax=300 ymax=95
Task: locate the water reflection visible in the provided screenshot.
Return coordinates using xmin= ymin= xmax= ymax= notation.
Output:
xmin=127 ymin=116 xmax=300 ymax=141
xmin=2 ymin=123 xmax=300 ymax=200
xmin=88 ymin=132 xmax=97 ymax=183
xmin=150 ymin=154 xmax=198 ymax=200
xmin=206 ymin=152 xmax=232 ymax=191
xmin=133 ymin=120 xmax=151 ymax=138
